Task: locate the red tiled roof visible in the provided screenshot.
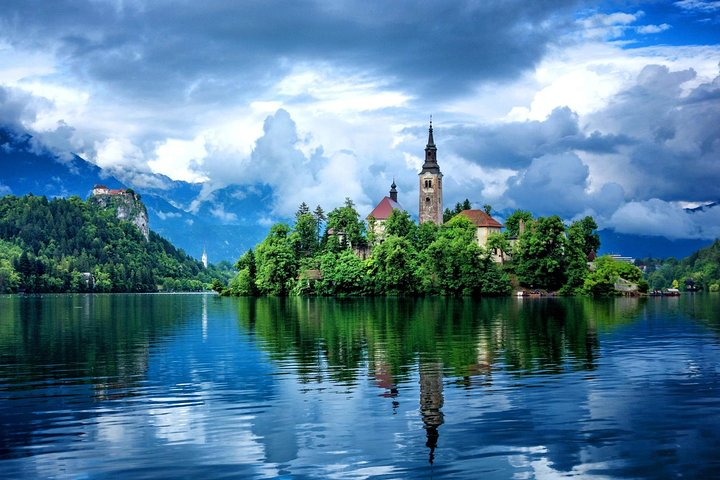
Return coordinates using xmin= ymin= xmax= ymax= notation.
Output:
xmin=367 ymin=197 xmax=403 ymax=220
xmin=456 ymin=209 xmax=502 ymax=228
xmin=108 ymin=189 xmax=126 ymax=195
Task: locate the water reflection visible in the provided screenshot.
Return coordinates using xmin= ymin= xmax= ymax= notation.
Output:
xmin=1 ymin=294 xmax=719 ymax=478
xmin=0 ymin=294 xmax=201 ymax=458
xmin=233 ymin=297 xmax=650 ymax=466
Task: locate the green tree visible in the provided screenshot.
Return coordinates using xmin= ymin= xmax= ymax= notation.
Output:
xmin=504 ymin=210 xmax=533 ymax=239
xmin=228 ymin=249 xmax=258 ymax=296
xmin=583 ymin=255 xmax=644 ymax=296
xmin=326 ymin=198 xmax=366 ymax=249
xmin=293 ymin=212 xmax=319 ymax=257
xmin=514 ymin=215 xmax=567 ymax=291
xmin=254 ymin=224 xmax=298 ymax=295
xmin=367 ymin=236 xmax=420 ymax=294
xmin=384 ymin=209 xmax=417 ymax=239
xmin=561 ymin=216 xmax=600 ymax=295
xmin=422 ymin=216 xmax=493 ymax=295
xmin=317 ymin=249 xmax=368 ymax=296
xmin=442 ymin=198 xmax=472 ymax=222
xmin=486 ymin=232 xmax=511 ymax=264
xmin=414 ymin=221 xmax=439 ymax=252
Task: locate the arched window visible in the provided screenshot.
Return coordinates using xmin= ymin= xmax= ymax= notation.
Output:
xmin=426 ymin=196 xmax=431 ymax=203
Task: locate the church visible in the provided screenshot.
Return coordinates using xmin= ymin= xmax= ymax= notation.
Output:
xmin=366 ymin=121 xmax=503 ymax=251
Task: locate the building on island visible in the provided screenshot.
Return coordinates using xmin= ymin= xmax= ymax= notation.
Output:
xmin=366 ymin=181 xmax=404 ymax=241
xmin=456 ymin=210 xmax=503 ymax=248
xmin=418 ymin=120 xmax=443 ymax=225
xmin=365 ymin=119 xmax=505 ymax=260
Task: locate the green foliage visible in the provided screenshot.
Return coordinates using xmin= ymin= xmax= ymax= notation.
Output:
xmin=414 ymin=221 xmax=439 ymax=251
xmin=316 ymin=249 xmax=368 ymax=296
xmin=254 ymin=224 xmax=298 ymax=295
xmin=486 ymin=232 xmax=511 ymax=264
xmin=227 ymin=198 xmax=598 ymax=298
xmin=367 ymin=236 xmax=420 ymax=295
xmin=0 ymin=194 xmax=220 ymax=293
xmin=639 ymin=240 xmax=720 ymax=290
xmin=225 ymin=249 xmax=258 ymax=296
xmin=442 ymin=198 xmax=472 ymax=223
xmin=583 ymin=255 xmax=644 ymax=297
xmin=561 ymin=216 xmax=600 ymax=295
xmin=422 ymin=217 xmax=510 ymax=296
xmin=326 ymin=197 xmax=366 ymax=249
xmin=504 ymin=210 xmax=533 ymax=239
xmin=292 ymin=211 xmax=320 ymax=257
xmin=514 ymin=215 xmax=567 ymax=290
xmin=384 ymin=209 xmax=416 ymax=239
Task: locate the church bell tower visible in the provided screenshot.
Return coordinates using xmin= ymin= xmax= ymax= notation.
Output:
xmin=418 ymin=119 xmax=443 ymax=224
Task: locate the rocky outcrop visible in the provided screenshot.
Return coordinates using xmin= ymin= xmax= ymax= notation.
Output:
xmin=90 ymin=189 xmax=150 ymax=240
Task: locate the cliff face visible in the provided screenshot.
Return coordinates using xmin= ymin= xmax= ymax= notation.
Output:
xmin=90 ymin=190 xmax=150 ymax=240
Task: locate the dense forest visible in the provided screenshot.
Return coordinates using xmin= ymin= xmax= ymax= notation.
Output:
xmin=219 ymin=198 xmax=643 ymax=297
xmin=637 ymin=240 xmax=720 ymax=291
xmin=0 ymin=194 xmax=228 ymax=293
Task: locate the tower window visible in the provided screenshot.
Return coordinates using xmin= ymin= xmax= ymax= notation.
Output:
xmin=426 ymin=196 xmax=430 ymax=203
xmin=424 ymin=179 xmax=432 ymax=188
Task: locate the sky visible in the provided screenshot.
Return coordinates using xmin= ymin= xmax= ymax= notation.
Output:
xmin=1 ymin=0 xmax=719 ymax=240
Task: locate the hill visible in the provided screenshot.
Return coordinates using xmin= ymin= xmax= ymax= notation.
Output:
xmin=638 ymin=240 xmax=720 ymax=291
xmin=0 ymin=126 xmax=266 ymax=261
xmin=0 ymin=193 xmax=227 ymax=293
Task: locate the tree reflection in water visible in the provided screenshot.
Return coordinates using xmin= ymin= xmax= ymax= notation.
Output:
xmin=233 ymin=297 xmax=645 ymax=465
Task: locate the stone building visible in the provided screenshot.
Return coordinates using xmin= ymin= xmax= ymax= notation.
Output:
xmin=418 ymin=121 xmax=443 ymax=224
xmin=456 ymin=209 xmax=503 ymax=248
xmin=366 ymin=181 xmax=403 ymax=241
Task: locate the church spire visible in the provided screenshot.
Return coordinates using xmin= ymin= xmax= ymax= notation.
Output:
xmin=389 ymin=179 xmax=398 ymax=202
xmin=418 ymin=117 xmax=443 ymax=225
xmin=427 ymin=116 xmax=435 ymax=147
xmin=420 ymin=118 xmax=439 ymax=174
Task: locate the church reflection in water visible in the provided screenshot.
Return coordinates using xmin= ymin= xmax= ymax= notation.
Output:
xmin=419 ymin=363 xmax=444 ymax=464
xmin=236 ymin=296 xmax=609 ymax=467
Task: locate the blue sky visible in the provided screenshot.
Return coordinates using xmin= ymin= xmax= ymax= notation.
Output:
xmin=0 ymin=0 xmax=719 ymax=240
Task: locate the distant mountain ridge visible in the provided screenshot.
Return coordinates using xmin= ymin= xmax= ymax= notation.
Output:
xmin=0 ymin=126 xmax=267 ymax=262
xmin=1 ymin=124 xmax=716 ymax=261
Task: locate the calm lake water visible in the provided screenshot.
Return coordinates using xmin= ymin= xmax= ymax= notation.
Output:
xmin=1 ymin=294 xmax=719 ymax=479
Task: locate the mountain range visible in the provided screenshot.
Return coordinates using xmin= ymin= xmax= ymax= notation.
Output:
xmin=0 ymin=124 xmax=715 ymax=262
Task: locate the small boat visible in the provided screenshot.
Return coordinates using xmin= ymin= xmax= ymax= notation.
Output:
xmin=663 ymin=288 xmax=681 ymax=296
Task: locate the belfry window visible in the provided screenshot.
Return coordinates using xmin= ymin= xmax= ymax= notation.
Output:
xmin=424 ymin=179 xmax=432 ymax=189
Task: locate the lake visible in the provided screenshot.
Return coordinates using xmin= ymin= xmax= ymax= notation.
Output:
xmin=1 ymin=294 xmax=719 ymax=479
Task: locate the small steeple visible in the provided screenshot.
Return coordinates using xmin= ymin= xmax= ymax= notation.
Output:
xmin=389 ymin=179 xmax=398 ymax=202
xmin=427 ymin=116 xmax=435 ymax=147
xmin=421 ymin=117 xmax=440 ymax=174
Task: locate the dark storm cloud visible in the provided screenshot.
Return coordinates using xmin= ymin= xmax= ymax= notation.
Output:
xmin=588 ymin=64 xmax=720 ymax=202
xmin=0 ymin=0 xmax=585 ymax=105
xmin=432 ymin=63 xmax=719 ymax=231
xmin=438 ymin=107 xmax=637 ymax=170
xmin=0 ymin=86 xmax=41 ymax=130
